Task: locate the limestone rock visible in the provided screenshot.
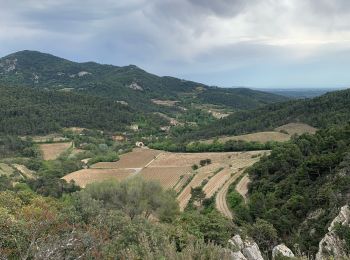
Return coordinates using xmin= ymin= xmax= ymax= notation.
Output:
xmin=230 ymin=251 xmax=247 ymax=260
xmin=316 ymin=205 xmax=350 ymax=260
xmin=229 ymin=235 xmax=264 ymax=260
xmin=272 ymin=244 xmax=295 ymax=259
xmin=229 ymin=234 xmax=244 ymax=251
xmin=241 ymin=240 xmax=264 ymax=260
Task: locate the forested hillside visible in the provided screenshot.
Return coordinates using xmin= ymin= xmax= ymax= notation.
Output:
xmin=230 ymin=124 xmax=350 ymax=256
xmin=0 ymin=50 xmax=287 ymax=111
xmin=0 ymin=85 xmax=136 ymax=135
xmin=182 ymin=88 xmax=350 ymax=141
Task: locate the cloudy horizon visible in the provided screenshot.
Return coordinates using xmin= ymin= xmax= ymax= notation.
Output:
xmin=1 ymin=0 xmax=350 ymax=88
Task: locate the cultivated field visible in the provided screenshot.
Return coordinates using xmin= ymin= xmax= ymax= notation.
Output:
xmin=39 ymin=142 xmax=72 ymax=160
xmin=139 ymin=166 xmax=191 ymax=190
xmin=63 ymin=148 xmax=268 ymax=217
xmin=92 ymin=148 xmax=161 ymax=169
xmin=63 ymin=168 xmax=134 ymax=188
xmin=177 ymin=163 xmax=224 ymax=210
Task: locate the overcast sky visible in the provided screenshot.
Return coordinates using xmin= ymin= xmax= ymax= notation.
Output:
xmin=1 ymin=0 xmax=350 ymax=88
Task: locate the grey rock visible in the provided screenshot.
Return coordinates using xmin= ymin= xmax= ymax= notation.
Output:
xmin=316 ymin=205 xmax=350 ymax=260
xmin=272 ymin=244 xmax=295 ymax=259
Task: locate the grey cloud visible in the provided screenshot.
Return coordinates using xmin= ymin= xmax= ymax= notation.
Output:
xmin=1 ymin=0 xmax=350 ymax=87
xmin=188 ymin=0 xmax=254 ymax=17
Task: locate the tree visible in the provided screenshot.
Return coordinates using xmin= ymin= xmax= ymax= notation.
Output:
xmin=78 ymin=178 xmax=179 ymax=221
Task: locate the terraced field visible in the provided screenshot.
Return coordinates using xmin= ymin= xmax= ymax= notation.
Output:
xmin=139 ymin=166 xmax=191 ymax=190
xmin=63 ymin=148 xmax=268 ymax=217
xmin=177 ymin=163 xmax=225 ymax=210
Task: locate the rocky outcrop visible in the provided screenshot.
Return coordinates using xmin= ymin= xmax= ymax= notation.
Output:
xmin=316 ymin=205 xmax=350 ymax=260
xmin=128 ymin=82 xmax=143 ymax=91
xmin=228 ymin=235 xmax=264 ymax=260
xmin=272 ymin=244 xmax=295 ymax=259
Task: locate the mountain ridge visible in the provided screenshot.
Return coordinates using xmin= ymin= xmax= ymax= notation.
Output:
xmin=0 ymin=50 xmax=288 ymax=111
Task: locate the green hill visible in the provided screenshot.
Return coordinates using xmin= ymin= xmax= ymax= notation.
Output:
xmin=0 ymin=50 xmax=288 ymax=112
xmin=181 ymin=88 xmax=350 ymax=141
xmin=0 ymin=84 xmax=136 ymax=135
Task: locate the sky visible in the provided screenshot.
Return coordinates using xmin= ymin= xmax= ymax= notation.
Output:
xmin=1 ymin=0 xmax=350 ymax=88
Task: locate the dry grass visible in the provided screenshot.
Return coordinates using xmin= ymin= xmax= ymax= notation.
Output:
xmin=275 ymin=123 xmax=317 ymax=135
xmin=39 ymin=142 xmax=72 ymax=160
xmin=63 ymin=168 xmax=134 ymax=188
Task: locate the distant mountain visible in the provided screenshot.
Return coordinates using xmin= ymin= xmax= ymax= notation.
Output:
xmin=0 ymin=50 xmax=288 ymax=111
xmin=181 ymin=88 xmax=350 ymax=140
xmin=260 ymin=88 xmax=347 ymax=99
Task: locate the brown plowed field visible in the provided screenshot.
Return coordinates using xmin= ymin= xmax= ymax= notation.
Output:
xmin=92 ymin=148 xmax=162 ymax=168
xmin=139 ymin=166 xmax=191 ymax=189
xmin=63 ymin=168 xmax=134 ymax=188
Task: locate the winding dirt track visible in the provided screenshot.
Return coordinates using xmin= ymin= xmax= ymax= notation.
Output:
xmin=215 ymin=171 xmax=243 ymax=219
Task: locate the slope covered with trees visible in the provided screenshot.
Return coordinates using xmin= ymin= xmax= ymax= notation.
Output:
xmin=0 ymin=85 xmax=135 ymax=135
xmin=182 ymin=88 xmax=350 ymax=141
xmin=0 ymin=50 xmax=288 ymax=111
xmin=229 ymin=124 xmax=350 ymax=256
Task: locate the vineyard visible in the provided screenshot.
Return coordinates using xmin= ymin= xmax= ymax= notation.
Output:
xmin=63 ymin=148 xmax=268 ymax=216
xmin=63 ymin=168 xmax=135 ymax=188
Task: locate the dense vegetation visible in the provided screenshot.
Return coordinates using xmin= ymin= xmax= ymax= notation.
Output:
xmin=230 ymin=124 xmax=350 ymax=255
xmin=0 ymin=178 xmax=236 ymax=258
xmin=0 ymin=85 xmax=137 ymax=135
xmin=0 ymin=50 xmax=287 ymax=112
xmin=149 ymin=139 xmax=275 ymax=153
xmin=183 ymin=88 xmax=350 ymax=141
